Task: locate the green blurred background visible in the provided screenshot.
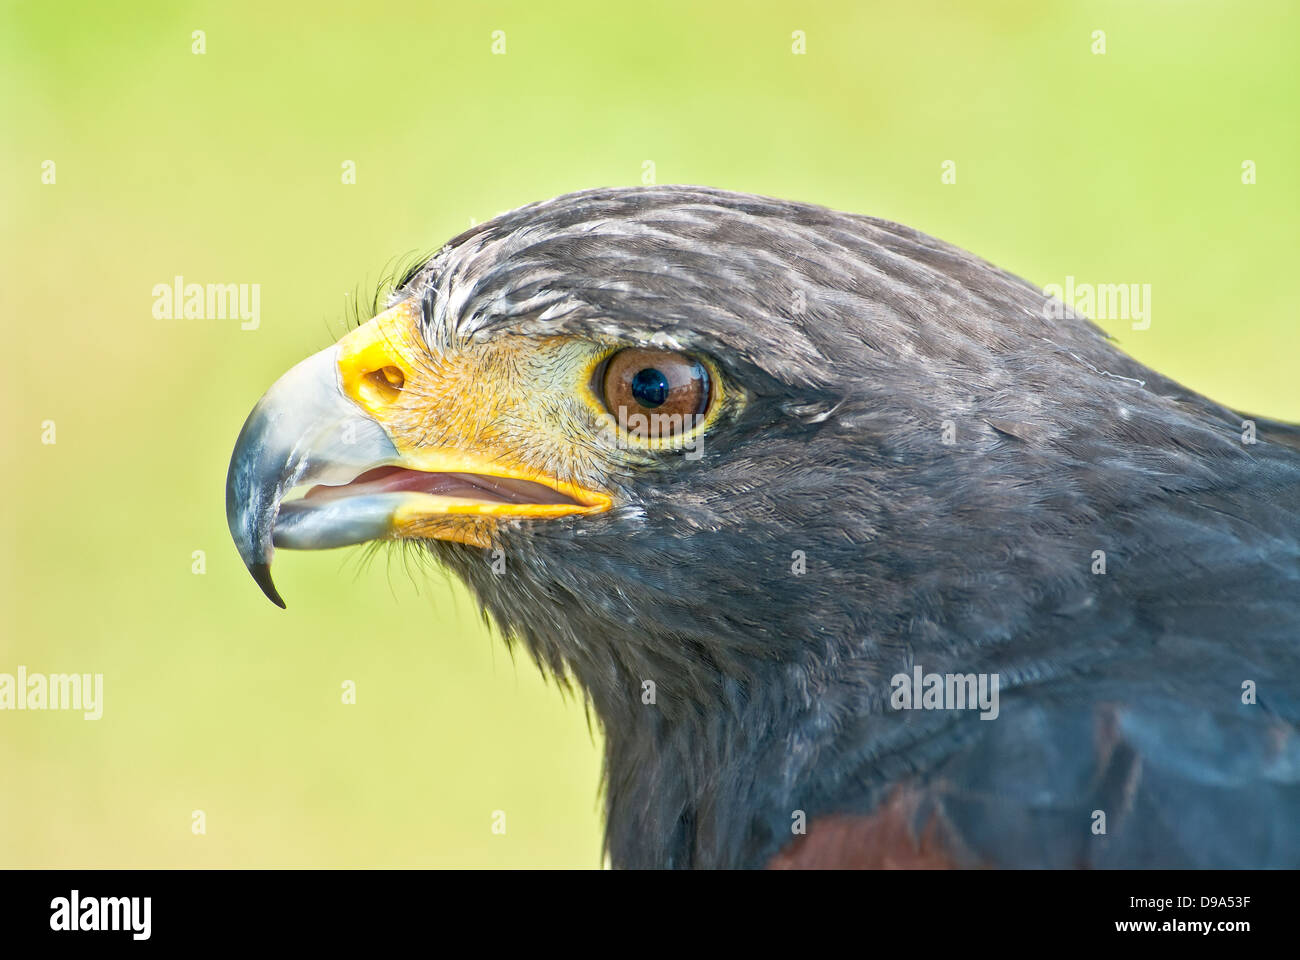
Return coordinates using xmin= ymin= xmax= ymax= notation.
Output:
xmin=1 ymin=0 xmax=1296 ymax=867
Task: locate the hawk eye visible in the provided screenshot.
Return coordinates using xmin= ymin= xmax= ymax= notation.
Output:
xmin=599 ymin=347 xmax=712 ymax=439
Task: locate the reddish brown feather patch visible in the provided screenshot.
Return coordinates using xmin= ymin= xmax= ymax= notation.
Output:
xmin=767 ymin=789 xmax=966 ymax=869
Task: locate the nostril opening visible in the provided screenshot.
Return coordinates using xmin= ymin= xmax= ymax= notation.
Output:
xmin=362 ymin=365 xmax=404 ymax=404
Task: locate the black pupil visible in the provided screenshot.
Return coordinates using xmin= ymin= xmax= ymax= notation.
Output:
xmin=630 ymin=368 xmax=670 ymax=407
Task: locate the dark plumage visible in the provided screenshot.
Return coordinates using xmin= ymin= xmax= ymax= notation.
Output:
xmin=230 ymin=186 xmax=1300 ymax=868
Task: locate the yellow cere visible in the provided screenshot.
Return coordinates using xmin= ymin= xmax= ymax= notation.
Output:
xmin=333 ymin=301 xmax=615 ymax=546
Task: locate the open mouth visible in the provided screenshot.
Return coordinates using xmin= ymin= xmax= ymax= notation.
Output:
xmin=268 ymin=464 xmax=610 ymax=555
xmin=301 ymin=466 xmax=586 ymax=509
xmin=265 ymin=460 xmax=608 ymax=548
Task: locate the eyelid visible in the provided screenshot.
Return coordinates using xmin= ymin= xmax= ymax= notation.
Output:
xmin=588 ymin=350 xmax=616 ymax=401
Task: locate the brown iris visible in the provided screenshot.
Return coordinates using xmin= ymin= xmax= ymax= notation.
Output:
xmin=599 ymin=348 xmax=712 ymax=440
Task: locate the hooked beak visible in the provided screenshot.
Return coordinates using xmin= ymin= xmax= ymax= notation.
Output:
xmin=225 ymin=302 xmax=611 ymax=608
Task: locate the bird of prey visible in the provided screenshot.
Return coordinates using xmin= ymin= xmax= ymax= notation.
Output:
xmin=227 ymin=186 xmax=1300 ymax=869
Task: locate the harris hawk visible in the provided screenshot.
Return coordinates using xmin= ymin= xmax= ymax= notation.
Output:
xmin=226 ymin=186 xmax=1300 ymax=868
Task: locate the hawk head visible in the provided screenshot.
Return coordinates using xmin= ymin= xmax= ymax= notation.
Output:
xmin=227 ymin=185 xmax=1267 ymax=867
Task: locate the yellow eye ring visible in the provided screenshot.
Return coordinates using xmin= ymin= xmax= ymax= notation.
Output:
xmin=581 ymin=345 xmax=726 ymax=451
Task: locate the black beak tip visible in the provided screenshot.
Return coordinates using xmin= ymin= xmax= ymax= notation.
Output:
xmin=248 ymin=561 xmax=287 ymax=609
